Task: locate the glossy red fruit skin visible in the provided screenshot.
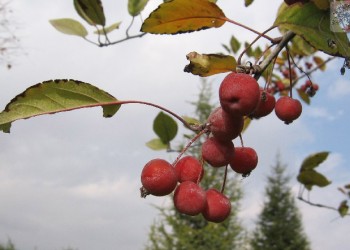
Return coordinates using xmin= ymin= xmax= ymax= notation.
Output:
xmin=174 ymin=156 xmax=204 ymax=183
xmin=141 ymin=159 xmax=178 ymax=196
xmin=201 ymin=137 xmax=235 ymax=168
xmin=275 ymin=96 xmax=302 ymax=124
xmin=250 ymin=89 xmax=276 ymax=119
xmin=219 ymin=72 xmax=260 ymax=116
xmin=208 ymin=107 xmax=244 ymax=142
xmin=173 ymin=181 xmax=206 ymax=216
xmin=202 ymin=189 xmax=231 ymax=223
xmin=229 ymin=147 xmax=258 ymax=175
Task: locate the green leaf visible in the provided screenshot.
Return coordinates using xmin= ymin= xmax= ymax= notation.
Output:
xmin=274 ymin=2 xmax=350 ymax=58
xmin=222 ymin=44 xmax=231 ymax=53
xmin=94 ymin=22 xmax=122 ymax=35
xmin=297 ymin=88 xmax=310 ymax=105
xmin=153 ymin=112 xmax=178 ymax=144
xmin=182 ymin=116 xmax=201 ymax=127
xmin=49 ymin=18 xmax=88 ymax=37
xmin=184 ymin=52 xmax=237 ymax=77
xmin=244 ymin=42 xmax=254 ymax=57
xmin=74 ymin=0 xmax=106 ymax=26
xmin=300 ymin=151 xmax=330 ymax=171
xmin=289 ymin=35 xmax=316 ymax=56
xmin=297 ymin=169 xmax=331 ymax=190
xmin=230 ymin=36 xmax=241 ymax=54
xmin=338 ymin=200 xmax=349 ymax=217
xmin=146 ymin=138 xmax=169 ymax=150
xmin=245 ymin=0 xmax=254 ymax=7
xmin=0 ymin=79 xmax=120 ymax=133
xmin=128 ymin=0 xmax=149 ymax=16
xmin=141 ymin=0 xmax=226 ymax=34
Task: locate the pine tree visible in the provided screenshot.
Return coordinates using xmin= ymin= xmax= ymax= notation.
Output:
xmin=145 ymin=81 xmax=246 ymax=250
xmin=250 ymin=157 xmax=311 ymax=250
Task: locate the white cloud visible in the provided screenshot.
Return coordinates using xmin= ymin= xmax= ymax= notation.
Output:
xmin=327 ymin=79 xmax=350 ymax=99
xmin=305 ymin=106 xmax=343 ymax=121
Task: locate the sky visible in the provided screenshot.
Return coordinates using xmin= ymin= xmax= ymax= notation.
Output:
xmin=0 ymin=0 xmax=350 ymax=249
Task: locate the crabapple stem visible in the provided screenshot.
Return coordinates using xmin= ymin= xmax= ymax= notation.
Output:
xmin=102 ymin=100 xmax=201 ymax=132
xmin=285 ymin=47 xmax=293 ymax=98
xmin=222 ymin=17 xmax=275 ymax=42
xmin=239 ymin=133 xmax=244 ymax=148
xmin=237 ymin=25 xmax=277 ymax=66
xmin=172 ymin=127 xmax=209 ymax=166
xmin=220 ymin=165 xmax=228 ymax=193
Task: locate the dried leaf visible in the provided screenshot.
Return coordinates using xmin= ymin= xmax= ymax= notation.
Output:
xmin=184 ymin=52 xmax=236 ymax=77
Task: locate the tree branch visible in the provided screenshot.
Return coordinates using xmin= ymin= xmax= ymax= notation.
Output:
xmin=236 ymin=31 xmax=296 ymax=79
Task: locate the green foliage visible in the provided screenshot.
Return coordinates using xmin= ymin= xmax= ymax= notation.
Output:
xmin=128 ymin=0 xmax=150 ymax=17
xmin=297 ymin=151 xmax=331 ymax=190
xmin=338 ymin=200 xmax=349 ymax=217
xmin=145 ymin=81 xmax=247 ymax=250
xmin=74 ymin=0 xmax=106 ymax=26
xmin=245 ymin=0 xmax=254 ymax=7
xmin=49 ymin=18 xmax=88 ymax=37
xmin=275 ymin=2 xmax=350 ymax=58
xmin=251 ymin=158 xmax=311 ymax=250
xmin=230 ymin=36 xmax=241 ymax=54
xmin=0 ymin=79 xmax=120 ymax=133
xmin=300 ymin=151 xmax=329 ymax=171
xmin=0 ymin=240 xmax=16 ymax=250
xmin=153 ymin=112 xmax=178 ymax=144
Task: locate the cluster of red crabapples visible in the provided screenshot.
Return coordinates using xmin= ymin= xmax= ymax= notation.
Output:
xmin=140 ymin=71 xmax=303 ymax=222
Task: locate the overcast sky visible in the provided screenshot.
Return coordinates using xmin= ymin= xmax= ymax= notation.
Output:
xmin=0 ymin=1 xmax=350 ymax=249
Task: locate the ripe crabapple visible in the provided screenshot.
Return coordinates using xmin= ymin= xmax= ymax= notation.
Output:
xmin=174 ymin=155 xmax=204 ymax=183
xmin=250 ymin=89 xmax=276 ymax=119
xmin=230 ymin=147 xmax=258 ymax=176
xmin=202 ymin=189 xmax=231 ymax=223
xmin=141 ymin=158 xmax=177 ymax=197
xmin=173 ymin=181 xmax=206 ymax=216
xmin=275 ymin=96 xmax=302 ymax=124
xmin=208 ymin=107 xmax=244 ymax=142
xmin=201 ymin=137 xmax=235 ymax=168
xmin=219 ymin=72 xmax=260 ymax=116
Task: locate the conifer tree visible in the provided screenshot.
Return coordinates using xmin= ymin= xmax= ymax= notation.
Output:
xmin=250 ymin=158 xmax=311 ymax=250
xmin=145 ymin=81 xmax=246 ymax=250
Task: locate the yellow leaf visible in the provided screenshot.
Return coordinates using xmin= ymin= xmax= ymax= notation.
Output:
xmin=275 ymin=57 xmax=285 ymax=65
xmin=141 ymin=0 xmax=226 ymax=34
xmin=313 ymin=56 xmax=326 ymax=71
xmin=184 ymin=52 xmax=236 ymax=77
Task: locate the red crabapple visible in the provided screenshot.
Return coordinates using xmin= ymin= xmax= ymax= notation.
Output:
xmin=229 ymin=147 xmax=258 ymax=176
xmin=173 ymin=181 xmax=206 ymax=216
xmin=141 ymin=158 xmax=177 ymax=197
xmin=275 ymin=96 xmax=302 ymax=124
xmin=219 ymin=72 xmax=260 ymax=116
xmin=208 ymin=107 xmax=244 ymax=142
xmin=174 ymin=156 xmax=204 ymax=183
xmin=201 ymin=137 xmax=235 ymax=168
xmin=250 ymin=89 xmax=276 ymax=119
xmin=202 ymin=189 xmax=231 ymax=223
